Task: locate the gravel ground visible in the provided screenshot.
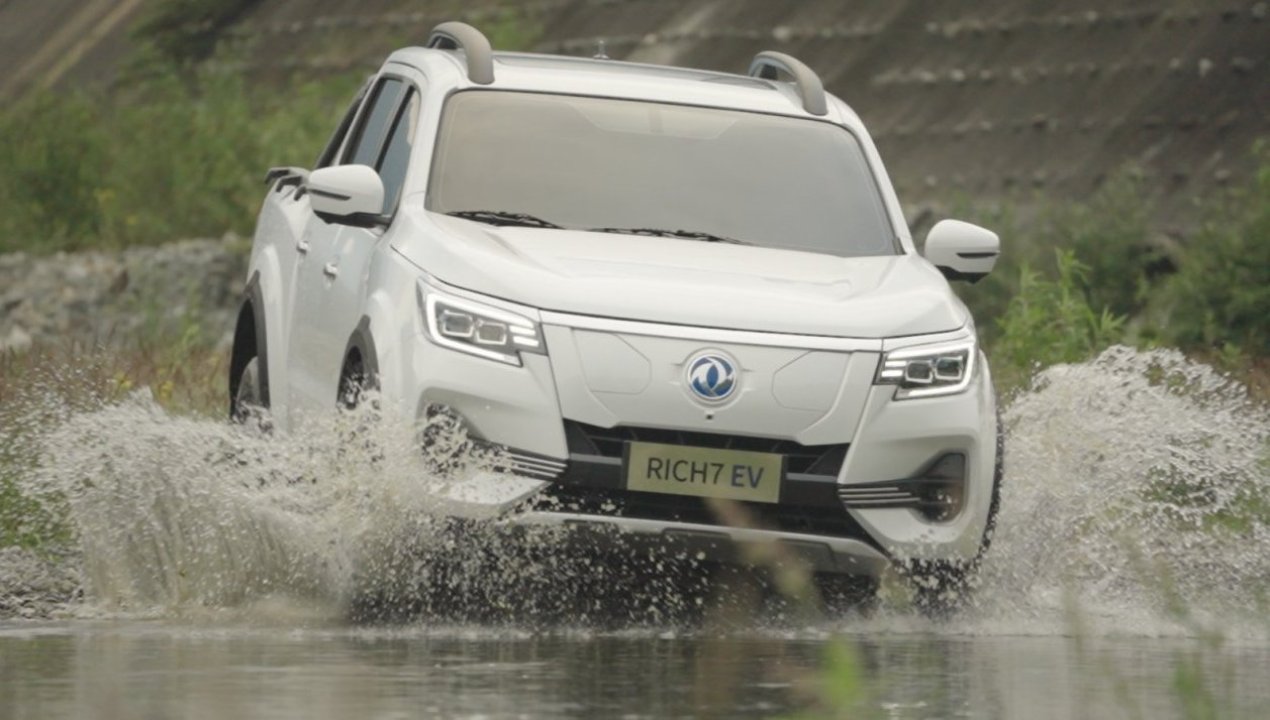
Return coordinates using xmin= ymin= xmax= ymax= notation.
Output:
xmin=0 ymin=236 xmax=248 ymax=352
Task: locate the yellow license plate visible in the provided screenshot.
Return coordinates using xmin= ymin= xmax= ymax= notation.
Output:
xmin=626 ymin=442 xmax=783 ymax=504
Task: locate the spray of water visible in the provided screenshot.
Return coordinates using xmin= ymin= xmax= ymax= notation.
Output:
xmin=939 ymin=346 xmax=1268 ymax=640
xmin=3 ymin=381 xmax=710 ymax=623
xmin=2 ymin=346 xmax=1267 ymax=631
xmin=12 ymin=391 xmax=429 ymax=613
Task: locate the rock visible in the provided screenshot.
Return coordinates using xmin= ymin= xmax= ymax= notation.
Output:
xmin=108 ymin=269 xmax=129 ymax=295
xmin=0 ymin=237 xmax=248 ymax=352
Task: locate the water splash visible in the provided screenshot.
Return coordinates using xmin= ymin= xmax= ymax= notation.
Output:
xmin=4 ymin=386 xmax=709 ymax=623
xmin=972 ymin=346 xmax=1270 ymax=631
xmin=16 ymin=392 xmax=436 ymax=612
xmin=2 ymin=346 xmax=1267 ymax=632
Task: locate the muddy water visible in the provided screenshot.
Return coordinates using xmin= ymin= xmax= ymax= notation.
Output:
xmin=2 ymin=347 xmax=1268 ymax=718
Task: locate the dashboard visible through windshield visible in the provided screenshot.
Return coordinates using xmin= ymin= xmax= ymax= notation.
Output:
xmin=427 ymin=91 xmax=898 ymax=258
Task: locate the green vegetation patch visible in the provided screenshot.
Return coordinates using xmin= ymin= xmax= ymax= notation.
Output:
xmin=134 ymin=0 xmax=264 ymax=67
xmin=0 ymin=68 xmax=362 ymax=254
xmin=956 ymin=144 xmax=1270 ymax=394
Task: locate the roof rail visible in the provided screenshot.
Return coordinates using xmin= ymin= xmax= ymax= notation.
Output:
xmin=748 ymin=51 xmax=827 ymax=116
xmin=427 ymin=21 xmax=494 ymax=85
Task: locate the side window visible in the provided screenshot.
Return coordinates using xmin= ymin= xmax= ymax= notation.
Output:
xmin=313 ymin=80 xmax=370 ymax=170
xmin=342 ymin=77 xmax=404 ymax=167
xmin=374 ymin=89 xmax=420 ymax=215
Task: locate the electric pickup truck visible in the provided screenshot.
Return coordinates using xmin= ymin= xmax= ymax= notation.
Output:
xmin=230 ymin=21 xmax=1003 ymax=606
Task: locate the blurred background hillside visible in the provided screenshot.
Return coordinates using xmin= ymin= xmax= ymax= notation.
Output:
xmin=3 ymin=0 xmax=1267 ymax=223
xmin=0 ymin=0 xmax=1267 ymax=401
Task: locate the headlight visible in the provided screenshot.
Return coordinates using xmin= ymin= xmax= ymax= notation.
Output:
xmin=419 ymin=281 xmax=545 ymax=366
xmin=874 ymin=338 xmax=976 ymax=399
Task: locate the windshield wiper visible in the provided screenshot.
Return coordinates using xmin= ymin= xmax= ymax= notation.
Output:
xmin=590 ymin=227 xmax=752 ymax=245
xmin=446 ymin=210 xmax=562 ymax=229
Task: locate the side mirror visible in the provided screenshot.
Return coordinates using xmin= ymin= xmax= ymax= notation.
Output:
xmin=307 ymin=165 xmax=385 ymax=228
xmin=924 ymin=219 xmax=1000 ymax=283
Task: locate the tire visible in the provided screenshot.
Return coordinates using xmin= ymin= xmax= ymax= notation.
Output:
xmin=230 ymin=356 xmax=270 ymax=430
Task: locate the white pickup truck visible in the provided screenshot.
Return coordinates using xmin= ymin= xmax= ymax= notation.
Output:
xmin=230 ymin=21 xmax=1003 ymax=608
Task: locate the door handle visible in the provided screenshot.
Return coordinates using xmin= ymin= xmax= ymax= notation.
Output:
xmin=323 ymin=262 xmax=339 ymax=279
xmin=296 ymin=239 xmax=310 ymax=254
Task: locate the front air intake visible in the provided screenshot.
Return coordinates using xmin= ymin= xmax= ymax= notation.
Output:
xmin=838 ymin=453 xmax=967 ymax=522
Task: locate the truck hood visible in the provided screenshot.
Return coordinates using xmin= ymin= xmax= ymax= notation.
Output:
xmin=393 ymin=213 xmax=967 ymax=338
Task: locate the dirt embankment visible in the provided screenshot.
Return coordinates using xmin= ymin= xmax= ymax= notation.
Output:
xmin=5 ymin=0 xmax=1263 ymax=217
xmin=0 ymin=238 xmax=247 ymax=353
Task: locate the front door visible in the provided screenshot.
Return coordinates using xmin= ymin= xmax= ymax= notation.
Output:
xmin=286 ymin=76 xmax=407 ymax=423
xmin=287 ymin=74 xmax=425 ymax=422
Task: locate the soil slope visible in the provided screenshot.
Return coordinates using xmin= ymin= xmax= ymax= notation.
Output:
xmin=2 ymin=0 xmax=1266 ymax=215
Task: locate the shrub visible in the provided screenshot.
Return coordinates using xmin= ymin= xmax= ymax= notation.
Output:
xmin=954 ymin=168 xmax=1159 ymax=345
xmin=0 ymin=93 xmax=107 ymax=245
xmin=955 ymin=148 xmax=1268 ymax=391
xmin=1162 ymin=145 xmax=1270 ymax=357
xmin=990 ymin=249 xmax=1127 ymax=390
xmin=1047 ymin=168 xmax=1161 ymax=319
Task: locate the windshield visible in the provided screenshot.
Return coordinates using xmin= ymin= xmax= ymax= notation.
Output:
xmin=427 ymin=91 xmax=898 ymax=258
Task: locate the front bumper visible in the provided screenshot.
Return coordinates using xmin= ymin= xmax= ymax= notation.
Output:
xmin=402 ymin=303 xmax=997 ymax=572
xmin=500 ymin=511 xmax=891 ymax=576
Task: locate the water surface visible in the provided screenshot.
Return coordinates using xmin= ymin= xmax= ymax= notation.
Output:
xmin=4 ymin=620 xmax=1268 ymax=719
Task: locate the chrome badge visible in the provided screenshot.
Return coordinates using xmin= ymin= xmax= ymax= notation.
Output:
xmin=686 ymin=352 xmax=738 ymax=403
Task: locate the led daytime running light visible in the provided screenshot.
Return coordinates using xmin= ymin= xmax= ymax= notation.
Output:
xmin=420 ymin=283 xmax=545 ymax=365
xmin=875 ymin=339 xmax=976 ymax=399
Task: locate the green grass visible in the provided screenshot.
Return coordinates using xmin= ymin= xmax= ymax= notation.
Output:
xmin=0 ymin=66 xmax=363 ymax=254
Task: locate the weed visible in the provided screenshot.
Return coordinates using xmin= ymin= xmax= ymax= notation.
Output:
xmin=989 ymin=249 xmax=1127 ymax=390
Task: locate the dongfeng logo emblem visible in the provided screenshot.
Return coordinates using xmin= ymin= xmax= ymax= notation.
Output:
xmin=686 ymin=352 xmax=738 ymax=403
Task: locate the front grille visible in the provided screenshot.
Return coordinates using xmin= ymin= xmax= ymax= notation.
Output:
xmin=564 ymin=421 xmax=847 ymax=478
xmin=530 ymin=484 xmax=872 ymax=542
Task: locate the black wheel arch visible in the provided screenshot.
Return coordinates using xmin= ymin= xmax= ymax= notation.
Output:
xmin=338 ymin=316 xmax=380 ymax=405
xmin=229 ymin=272 xmax=271 ymax=416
